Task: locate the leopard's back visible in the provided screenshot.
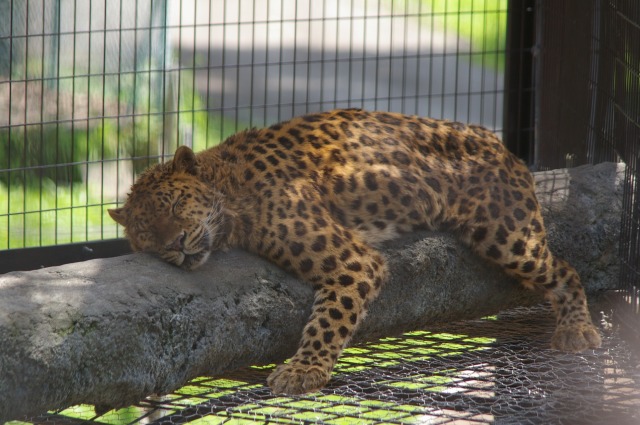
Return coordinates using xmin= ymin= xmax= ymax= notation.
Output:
xmin=217 ymin=109 xmax=529 ymax=249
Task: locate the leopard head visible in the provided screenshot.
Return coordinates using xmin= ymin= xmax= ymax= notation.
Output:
xmin=108 ymin=146 xmax=231 ymax=270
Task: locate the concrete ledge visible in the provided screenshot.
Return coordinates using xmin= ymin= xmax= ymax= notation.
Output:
xmin=0 ymin=163 xmax=624 ymax=421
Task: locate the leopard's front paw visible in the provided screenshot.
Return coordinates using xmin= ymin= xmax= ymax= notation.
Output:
xmin=551 ymin=323 xmax=602 ymax=352
xmin=267 ymin=362 xmax=331 ymax=395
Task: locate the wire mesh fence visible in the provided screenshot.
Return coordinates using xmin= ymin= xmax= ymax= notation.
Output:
xmin=535 ymin=0 xmax=640 ymax=329
xmin=11 ymin=303 xmax=640 ymax=425
xmin=609 ymin=0 xmax=640 ymax=326
xmin=0 ymin=0 xmax=509 ymax=251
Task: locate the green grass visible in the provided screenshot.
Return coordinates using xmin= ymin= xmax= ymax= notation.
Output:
xmin=0 ymin=180 xmax=120 ymax=249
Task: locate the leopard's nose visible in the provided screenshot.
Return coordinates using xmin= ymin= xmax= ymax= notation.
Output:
xmin=166 ymin=231 xmax=186 ymax=251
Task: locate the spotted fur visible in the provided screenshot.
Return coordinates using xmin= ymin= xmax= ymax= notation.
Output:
xmin=109 ymin=109 xmax=601 ymax=394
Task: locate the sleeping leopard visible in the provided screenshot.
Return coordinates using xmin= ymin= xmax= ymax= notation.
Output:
xmin=108 ymin=109 xmax=602 ymax=395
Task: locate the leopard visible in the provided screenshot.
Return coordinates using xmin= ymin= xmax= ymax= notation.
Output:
xmin=108 ymin=108 xmax=602 ymax=395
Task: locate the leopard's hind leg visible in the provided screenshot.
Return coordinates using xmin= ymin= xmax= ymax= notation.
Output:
xmin=465 ymin=193 xmax=601 ymax=352
xmin=543 ymin=258 xmax=602 ymax=351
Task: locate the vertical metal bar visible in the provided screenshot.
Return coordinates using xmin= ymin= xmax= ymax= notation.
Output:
xmin=588 ymin=0 xmax=617 ymax=164
xmin=479 ymin=0 xmax=487 ymax=126
xmin=348 ymin=0 xmax=355 ymax=108
xmin=250 ymin=0 xmax=257 ymax=127
xmin=147 ymin=0 xmax=153 ymax=164
xmin=276 ymin=0 xmax=283 ymax=121
xmin=386 ymin=0 xmax=393 ymax=111
xmin=191 ymin=0 xmax=197 ymax=140
xmin=334 ymin=0 xmax=340 ymax=109
xmin=400 ymin=0 xmax=408 ymax=113
xmin=22 ymin=0 xmax=29 ymax=247
xmin=101 ymin=0 xmax=108 ymax=238
xmin=533 ymin=0 xmax=542 ymax=168
xmin=502 ymin=0 xmax=535 ymax=163
xmin=439 ymin=1 xmax=447 ymax=118
xmin=414 ymin=0 xmax=423 ymax=114
xmin=40 ymin=0 xmax=47 ymax=246
xmin=373 ymin=0 xmax=381 ymax=111
xmin=160 ymin=0 xmax=168 ymax=160
xmin=362 ymin=0 xmax=369 ymax=110
xmin=334 ymin=0 xmax=341 ymax=108
xmin=71 ymin=0 xmax=77 ymax=244
xmin=263 ymin=0 xmax=270 ymax=125
xmin=133 ymin=0 xmax=139 ymax=171
xmin=319 ymin=0 xmax=325 ymax=110
xmin=86 ymin=0 xmax=92 ymax=242
xmin=234 ymin=0 xmax=241 ymax=129
xmin=427 ymin=0 xmax=435 ymax=117
xmin=176 ymin=0 xmax=182 ymax=147
xmin=291 ymin=0 xmax=297 ymax=113
xmin=220 ymin=0 xmax=227 ymax=137
xmin=305 ymin=0 xmax=311 ymax=113
xmin=488 ymin=0 xmax=504 ymax=129
xmin=54 ymin=0 xmax=61 ymax=245
xmin=5 ymin=0 xmax=13 ymax=249
xmin=205 ymin=0 xmax=212 ymax=145
xmin=116 ymin=0 xmax=124 ymax=219
xmin=466 ymin=0 xmax=474 ymax=124
xmin=492 ymin=0 xmax=504 ymax=131
xmin=452 ymin=1 xmax=460 ymax=120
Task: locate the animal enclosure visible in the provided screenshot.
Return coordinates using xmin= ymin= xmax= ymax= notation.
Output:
xmin=1 ymin=0 xmax=639 ymax=424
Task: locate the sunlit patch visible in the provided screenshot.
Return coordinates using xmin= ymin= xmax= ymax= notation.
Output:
xmin=334 ymin=329 xmax=496 ymax=374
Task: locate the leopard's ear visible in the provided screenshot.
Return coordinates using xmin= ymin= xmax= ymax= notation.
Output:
xmin=108 ymin=208 xmax=127 ymax=226
xmin=172 ymin=145 xmax=199 ymax=175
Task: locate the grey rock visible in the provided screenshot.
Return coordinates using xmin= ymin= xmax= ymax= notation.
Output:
xmin=0 ymin=162 xmax=624 ymax=421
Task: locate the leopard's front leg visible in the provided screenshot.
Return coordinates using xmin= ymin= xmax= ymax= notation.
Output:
xmin=262 ymin=223 xmax=387 ymax=395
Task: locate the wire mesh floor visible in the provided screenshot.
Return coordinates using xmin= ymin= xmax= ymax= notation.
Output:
xmin=10 ymin=301 xmax=640 ymax=425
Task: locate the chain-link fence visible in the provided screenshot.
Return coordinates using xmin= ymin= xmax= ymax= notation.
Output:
xmin=15 ymin=303 xmax=640 ymax=425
